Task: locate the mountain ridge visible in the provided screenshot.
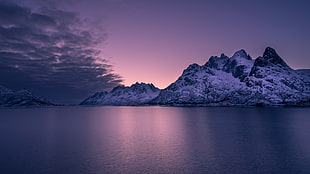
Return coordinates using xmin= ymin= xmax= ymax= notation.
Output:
xmin=82 ymin=47 xmax=309 ymax=106
xmin=152 ymin=47 xmax=309 ymax=106
xmin=80 ymin=82 xmax=160 ymax=106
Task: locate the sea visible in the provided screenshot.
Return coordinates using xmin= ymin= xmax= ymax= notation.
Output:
xmin=0 ymin=106 xmax=309 ymax=174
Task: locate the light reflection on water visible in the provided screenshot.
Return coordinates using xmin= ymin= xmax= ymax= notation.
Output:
xmin=0 ymin=106 xmax=309 ymax=173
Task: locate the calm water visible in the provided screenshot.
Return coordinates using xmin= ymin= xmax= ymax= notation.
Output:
xmin=0 ymin=106 xmax=309 ymax=174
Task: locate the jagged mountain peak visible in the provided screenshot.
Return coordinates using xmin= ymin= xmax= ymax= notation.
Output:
xmin=204 ymin=54 xmax=229 ymax=70
xmin=205 ymin=49 xmax=253 ymax=71
xmin=187 ymin=63 xmax=201 ymax=70
xmin=263 ymin=47 xmax=279 ymax=59
xmin=249 ymin=47 xmax=291 ymax=79
xmin=130 ymin=82 xmax=158 ymax=89
xmin=130 ymin=82 xmax=159 ymax=92
xmin=111 ymin=82 xmax=159 ymax=93
xmin=132 ymin=82 xmax=152 ymax=86
xmin=222 ymin=49 xmax=254 ymax=79
xmin=258 ymin=47 xmax=290 ymax=68
xmin=220 ymin=53 xmax=228 ymax=58
xmin=182 ymin=63 xmax=202 ymax=76
xmin=232 ymin=49 xmax=252 ymax=60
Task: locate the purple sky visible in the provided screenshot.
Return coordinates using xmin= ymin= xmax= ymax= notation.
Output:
xmin=1 ymin=0 xmax=310 ymax=103
xmin=75 ymin=0 xmax=310 ymax=88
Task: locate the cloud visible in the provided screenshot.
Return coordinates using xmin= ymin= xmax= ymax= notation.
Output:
xmin=0 ymin=1 xmax=122 ymax=103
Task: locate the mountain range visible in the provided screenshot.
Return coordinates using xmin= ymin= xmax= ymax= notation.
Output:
xmin=82 ymin=47 xmax=310 ymax=106
xmin=1 ymin=47 xmax=309 ymax=107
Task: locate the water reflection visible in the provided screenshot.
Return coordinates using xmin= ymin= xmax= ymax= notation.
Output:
xmin=0 ymin=106 xmax=309 ymax=173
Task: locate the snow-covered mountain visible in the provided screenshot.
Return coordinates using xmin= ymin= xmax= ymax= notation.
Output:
xmin=81 ymin=47 xmax=309 ymax=106
xmin=0 ymin=85 xmax=54 ymax=107
xmin=152 ymin=47 xmax=310 ymax=106
xmin=80 ymin=82 xmax=160 ymax=105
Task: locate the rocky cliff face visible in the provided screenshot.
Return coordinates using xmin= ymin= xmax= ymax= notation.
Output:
xmin=152 ymin=47 xmax=310 ymax=106
xmin=81 ymin=82 xmax=160 ymax=105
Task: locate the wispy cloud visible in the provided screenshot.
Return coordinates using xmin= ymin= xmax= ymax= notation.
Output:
xmin=0 ymin=1 xmax=122 ymax=103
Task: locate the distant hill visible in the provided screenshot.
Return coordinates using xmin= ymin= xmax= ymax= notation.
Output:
xmin=0 ymin=85 xmax=54 ymax=107
xmin=81 ymin=82 xmax=160 ymax=106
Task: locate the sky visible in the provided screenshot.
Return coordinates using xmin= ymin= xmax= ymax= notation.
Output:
xmin=0 ymin=0 xmax=309 ymax=104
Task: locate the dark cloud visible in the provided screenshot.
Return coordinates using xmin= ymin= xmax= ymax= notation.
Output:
xmin=0 ymin=1 xmax=122 ymax=104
